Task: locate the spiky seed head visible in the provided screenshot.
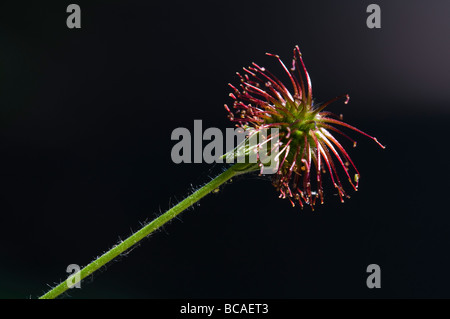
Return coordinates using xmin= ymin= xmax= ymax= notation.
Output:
xmin=225 ymin=46 xmax=385 ymax=209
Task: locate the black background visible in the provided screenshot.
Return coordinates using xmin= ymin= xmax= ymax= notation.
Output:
xmin=0 ymin=0 xmax=449 ymax=298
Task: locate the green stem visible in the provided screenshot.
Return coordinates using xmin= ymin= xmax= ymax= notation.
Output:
xmin=39 ymin=162 xmax=258 ymax=299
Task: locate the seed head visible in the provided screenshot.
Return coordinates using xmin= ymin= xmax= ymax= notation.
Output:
xmin=225 ymin=46 xmax=385 ymax=209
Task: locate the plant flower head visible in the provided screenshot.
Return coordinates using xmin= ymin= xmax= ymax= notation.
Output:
xmin=225 ymin=46 xmax=385 ymax=209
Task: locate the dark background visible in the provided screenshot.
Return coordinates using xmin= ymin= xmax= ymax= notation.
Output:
xmin=0 ymin=0 xmax=449 ymax=298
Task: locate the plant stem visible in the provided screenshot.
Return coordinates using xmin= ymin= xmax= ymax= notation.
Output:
xmin=39 ymin=162 xmax=258 ymax=299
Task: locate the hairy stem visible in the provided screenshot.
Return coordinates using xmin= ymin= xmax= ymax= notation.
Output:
xmin=39 ymin=162 xmax=258 ymax=299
